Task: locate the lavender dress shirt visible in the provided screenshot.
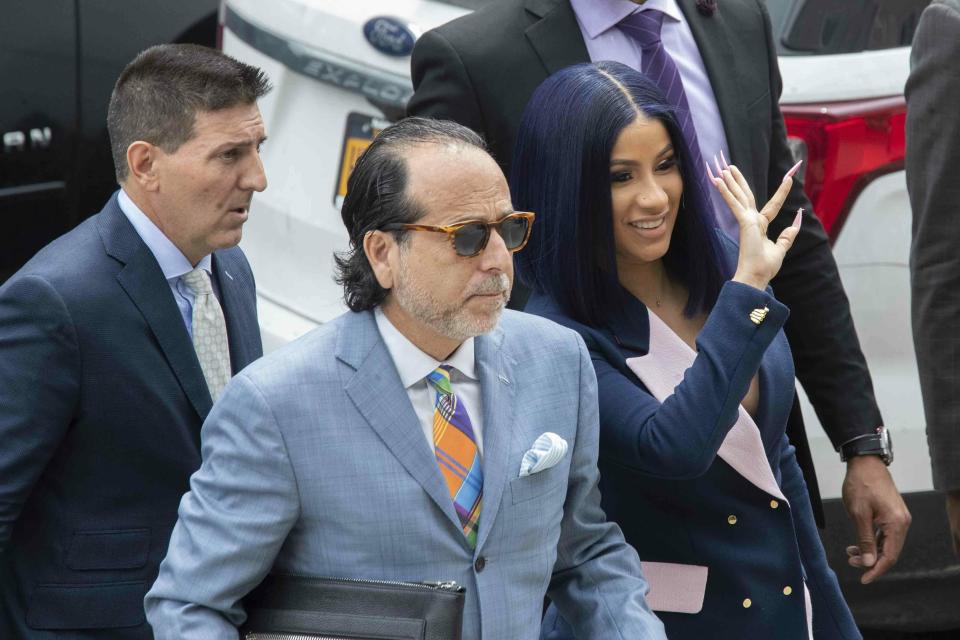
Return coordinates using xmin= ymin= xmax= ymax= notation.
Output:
xmin=570 ymin=0 xmax=734 ymax=227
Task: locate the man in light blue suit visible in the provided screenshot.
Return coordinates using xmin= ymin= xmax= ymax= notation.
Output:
xmin=145 ymin=118 xmax=666 ymax=640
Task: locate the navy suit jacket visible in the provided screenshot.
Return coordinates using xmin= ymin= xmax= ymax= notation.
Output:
xmin=527 ymin=281 xmax=859 ymax=639
xmin=0 ymin=193 xmax=262 ymax=638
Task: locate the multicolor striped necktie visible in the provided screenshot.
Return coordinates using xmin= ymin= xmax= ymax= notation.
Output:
xmin=619 ymin=9 xmax=737 ymax=238
xmin=427 ymin=365 xmax=483 ymax=548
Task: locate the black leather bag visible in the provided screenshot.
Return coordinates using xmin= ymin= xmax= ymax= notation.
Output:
xmin=241 ymin=574 xmax=465 ymax=640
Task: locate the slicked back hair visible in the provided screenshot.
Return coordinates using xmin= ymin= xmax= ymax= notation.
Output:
xmin=511 ymin=61 xmax=730 ymax=326
xmin=334 ymin=117 xmax=488 ymax=312
xmin=107 ymin=43 xmax=271 ymax=182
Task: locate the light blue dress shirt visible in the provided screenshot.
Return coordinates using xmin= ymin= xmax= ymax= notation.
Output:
xmin=117 ymin=189 xmax=213 ymax=339
xmin=570 ymin=0 xmax=734 ymax=226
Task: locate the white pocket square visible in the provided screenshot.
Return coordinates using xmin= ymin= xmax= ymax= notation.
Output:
xmin=519 ymin=432 xmax=568 ymax=477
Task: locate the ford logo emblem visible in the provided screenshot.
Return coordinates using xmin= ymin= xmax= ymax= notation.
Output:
xmin=363 ymin=16 xmax=418 ymax=57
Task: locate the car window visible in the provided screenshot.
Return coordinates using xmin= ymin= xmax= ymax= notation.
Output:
xmin=765 ymin=0 xmax=931 ymax=55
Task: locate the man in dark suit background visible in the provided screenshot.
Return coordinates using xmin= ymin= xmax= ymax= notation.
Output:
xmin=0 ymin=44 xmax=267 ymax=638
xmin=408 ymin=0 xmax=910 ymax=583
xmin=907 ymin=0 xmax=960 ymax=557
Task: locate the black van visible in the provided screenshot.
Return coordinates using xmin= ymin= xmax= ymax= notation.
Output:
xmin=0 ymin=0 xmax=218 ymax=281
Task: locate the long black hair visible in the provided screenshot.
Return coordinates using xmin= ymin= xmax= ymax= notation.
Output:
xmin=511 ymin=61 xmax=730 ymax=326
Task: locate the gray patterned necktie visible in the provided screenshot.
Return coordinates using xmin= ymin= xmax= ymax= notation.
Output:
xmin=182 ymin=268 xmax=232 ymax=402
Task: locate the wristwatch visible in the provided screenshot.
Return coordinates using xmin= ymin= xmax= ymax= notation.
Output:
xmin=840 ymin=426 xmax=893 ymax=465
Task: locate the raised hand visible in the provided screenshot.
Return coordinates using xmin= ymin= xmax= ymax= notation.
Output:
xmin=706 ymin=156 xmax=802 ymax=291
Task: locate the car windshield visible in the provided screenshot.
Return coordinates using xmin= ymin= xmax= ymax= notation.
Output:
xmin=765 ymin=0 xmax=930 ymax=55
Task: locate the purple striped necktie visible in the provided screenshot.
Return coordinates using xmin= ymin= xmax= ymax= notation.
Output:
xmin=618 ymin=9 xmax=736 ymax=237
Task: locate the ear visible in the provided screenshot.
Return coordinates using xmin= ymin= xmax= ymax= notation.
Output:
xmin=126 ymin=141 xmax=161 ymax=192
xmin=364 ymin=230 xmax=399 ymax=290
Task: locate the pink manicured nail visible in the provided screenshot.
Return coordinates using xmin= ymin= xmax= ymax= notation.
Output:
xmin=785 ymin=159 xmax=803 ymax=180
xmin=793 ymin=208 xmax=803 ymax=228
xmin=705 ymin=160 xmax=716 ymax=181
xmin=720 ymin=150 xmax=729 ymax=168
xmin=713 ymin=155 xmax=723 ymax=175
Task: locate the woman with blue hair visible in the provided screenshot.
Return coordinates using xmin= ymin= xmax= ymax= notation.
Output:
xmin=515 ymin=62 xmax=859 ymax=639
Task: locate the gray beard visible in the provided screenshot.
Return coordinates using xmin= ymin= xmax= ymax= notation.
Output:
xmin=392 ymin=263 xmax=510 ymax=343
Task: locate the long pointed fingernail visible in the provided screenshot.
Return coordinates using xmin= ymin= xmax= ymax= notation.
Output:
xmin=705 ymin=160 xmax=716 ymax=181
xmin=784 ymin=159 xmax=803 ymax=180
xmin=720 ymin=150 xmax=729 ymax=168
xmin=713 ymin=155 xmax=723 ymax=175
xmin=793 ymin=208 xmax=803 ymax=228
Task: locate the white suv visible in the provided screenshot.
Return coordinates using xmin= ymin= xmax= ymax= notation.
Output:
xmin=220 ymin=0 xmax=952 ymax=632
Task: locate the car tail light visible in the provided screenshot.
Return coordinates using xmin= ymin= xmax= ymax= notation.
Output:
xmin=783 ymin=96 xmax=905 ymax=242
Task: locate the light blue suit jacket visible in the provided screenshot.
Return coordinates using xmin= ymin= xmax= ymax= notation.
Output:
xmin=145 ymin=308 xmax=665 ymax=640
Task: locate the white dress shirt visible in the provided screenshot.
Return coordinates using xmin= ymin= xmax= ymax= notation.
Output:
xmin=570 ymin=0 xmax=733 ymax=223
xmin=117 ymin=189 xmax=213 ymax=338
xmin=374 ymin=307 xmax=484 ymax=455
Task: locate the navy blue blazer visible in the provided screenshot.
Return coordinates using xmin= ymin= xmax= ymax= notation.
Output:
xmin=528 ymin=281 xmax=860 ymax=639
xmin=0 ymin=193 xmax=262 ymax=638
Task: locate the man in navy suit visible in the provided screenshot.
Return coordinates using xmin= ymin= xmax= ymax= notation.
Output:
xmin=0 ymin=44 xmax=267 ymax=638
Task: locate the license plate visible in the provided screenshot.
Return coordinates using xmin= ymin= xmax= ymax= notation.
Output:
xmin=334 ymin=112 xmax=390 ymax=207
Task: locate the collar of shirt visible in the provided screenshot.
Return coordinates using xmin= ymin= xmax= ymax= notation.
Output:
xmin=117 ymin=189 xmax=212 ymax=282
xmin=374 ymin=306 xmax=477 ymax=389
xmin=570 ymin=0 xmax=683 ymax=40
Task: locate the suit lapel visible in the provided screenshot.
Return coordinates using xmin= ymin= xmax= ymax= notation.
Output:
xmin=473 ymin=326 xmax=516 ymax=553
xmin=212 ymin=251 xmax=261 ymax=373
xmin=677 ymin=0 xmax=754 ymax=182
xmin=524 ymin=0 xmax=590 ymax=75
xmin=626 ymin=308 xmax=786 ymax=501
xmin=339 ymin=312 xmax=466 ymax=540
xmin=99 ymin=196 xmax=212 ymax=420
